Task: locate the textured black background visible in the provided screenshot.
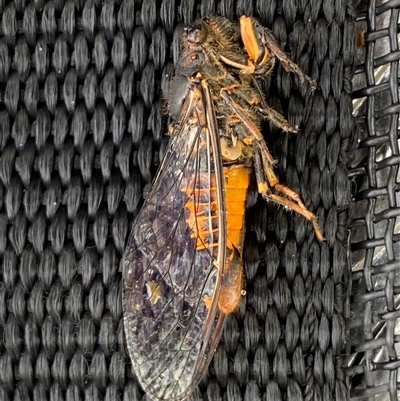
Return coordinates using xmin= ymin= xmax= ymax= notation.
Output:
xmin=0 ymin=1 xmax=358 ymax=400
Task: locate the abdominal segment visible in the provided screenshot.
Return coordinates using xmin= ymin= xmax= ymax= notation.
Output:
xmin=181 ymin=164 xmax=250 ymax=315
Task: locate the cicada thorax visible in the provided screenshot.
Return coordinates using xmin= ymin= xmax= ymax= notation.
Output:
xmin=208 ymin=74 xmax=264 ymax=149
xmin=204 ymin=15 xmax=240 ymax=47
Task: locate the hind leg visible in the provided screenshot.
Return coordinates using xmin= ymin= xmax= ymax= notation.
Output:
xmin=253 ymin=148 xmax=324 ymax=242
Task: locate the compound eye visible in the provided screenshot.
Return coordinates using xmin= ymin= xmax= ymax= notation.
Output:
xmin=190 ymin=52 xmax=204 ymax=62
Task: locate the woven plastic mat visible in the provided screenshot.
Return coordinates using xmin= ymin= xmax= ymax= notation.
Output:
xmin=0 ymin=1 xmax=358 ymax=400
xmin=346 ymin=1 xmax=400 ymax=400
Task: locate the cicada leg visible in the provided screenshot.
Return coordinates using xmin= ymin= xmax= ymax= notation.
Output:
xmin=239 ymin=15 xmax=317 ymax=89
xmin=254 ymin=149 xmax=324 ymax=242
xmin=220 ymin=90 xmax=324 ymax=241
xmin=220 ymin=90 xmax=276 ymax=166
xmin=257 ymin=102 xmax=299 ymax=133
xmin=218 ymin=77 xmax=299 ymax=134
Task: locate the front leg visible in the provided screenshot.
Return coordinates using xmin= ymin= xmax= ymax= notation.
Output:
xmin=239 ymin=15 xmax=317 ymax=90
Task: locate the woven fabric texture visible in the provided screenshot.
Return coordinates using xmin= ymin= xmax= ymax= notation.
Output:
xmin=347 ymin=1 xmax=400 ymax=400
xmin=0 ymin=1 xmax=357 ymax=400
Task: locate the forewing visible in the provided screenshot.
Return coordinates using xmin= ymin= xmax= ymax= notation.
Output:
xmin=123 ymin=85 xmax=225 ymax=401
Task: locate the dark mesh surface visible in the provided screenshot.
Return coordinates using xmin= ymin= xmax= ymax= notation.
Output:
xmin=0 ymin=1 xmax=358 ymax=400
xmin=347 ymin=1 xmax=400 ymax=400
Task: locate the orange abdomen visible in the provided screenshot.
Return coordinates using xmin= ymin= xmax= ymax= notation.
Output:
xmin=181 ymin=164 xmax=250 ymax=315
xmin=224 ymin=164 xmax=250 ymax=253
xmin=219 ymin=164 xmax=249 ymax=314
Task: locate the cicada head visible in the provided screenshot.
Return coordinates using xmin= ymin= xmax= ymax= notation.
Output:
xmin=176 ymin=51 xmax=206 ymax=74
xmin=184 ymin=22 xmax=207 ymax=44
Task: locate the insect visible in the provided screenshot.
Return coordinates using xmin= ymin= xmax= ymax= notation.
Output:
xmin=123 ymin=15 xmax=323 ymax=401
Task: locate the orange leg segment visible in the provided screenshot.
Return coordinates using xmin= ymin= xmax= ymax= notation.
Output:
xmin=239 ymin=15 xmax=317 ymax=90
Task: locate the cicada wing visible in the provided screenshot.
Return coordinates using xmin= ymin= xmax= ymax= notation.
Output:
xmin=123 ymin=83 xmax=226 ymax=401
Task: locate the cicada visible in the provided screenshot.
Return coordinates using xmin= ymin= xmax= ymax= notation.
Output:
xmin=123 ymin=15 xmax=324 ymax=401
